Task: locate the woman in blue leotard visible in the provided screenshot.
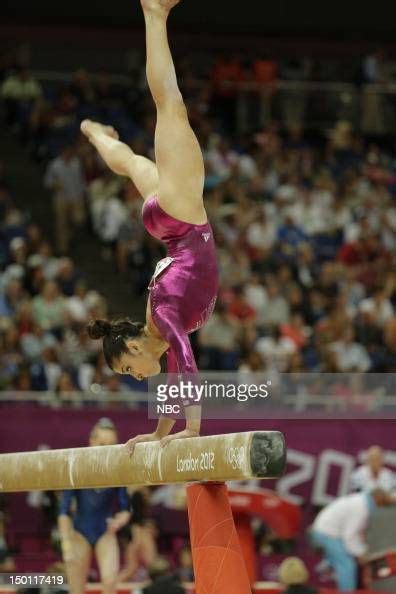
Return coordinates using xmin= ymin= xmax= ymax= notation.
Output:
xmin=58 ymin=419 xmax=131 ymax=594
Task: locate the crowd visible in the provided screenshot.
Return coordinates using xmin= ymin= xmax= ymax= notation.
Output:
xmin=0 ymin=157 xmax=149 ymax=397
xmin=2 ymin=50 xmax=396 ymax=402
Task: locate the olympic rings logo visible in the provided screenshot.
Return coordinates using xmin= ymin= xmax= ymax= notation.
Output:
xmin=227 ymin=446 xmax=245 ymax=470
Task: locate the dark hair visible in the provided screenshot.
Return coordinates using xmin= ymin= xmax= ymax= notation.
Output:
xmin=86 ymin=318 xmax=144 ymax=370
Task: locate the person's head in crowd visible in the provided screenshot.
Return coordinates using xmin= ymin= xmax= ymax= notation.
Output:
xmin=366 ymin=446 xmax=385 ymax=474
xmin=55 ymin=371 xmax=77 ymax=395
xmin=42 ymin=346 xmax=59 ymax=364
xmin=266 ymin=282 xmax=281 ymax=300
xmin=270 ymin=324 xmax=282 ymax=341
xmin=10 ymin=237 xmax=27 ymax=265
xmin=341 ymin=325 xmax=355 ymax=344
xmin=242 ymin=350 xmax=265 ymax=371
xmin=278 ymin=556 xmax=309 ymax=587
xmin=0 ymin=550 xmax=15 ymax=572
xmin=57 ymin=258 xmax=75 ymax=279
xmin=104 ymin=374 xmax=121 ymax=393
xmin=60 ymin=143 xmax=76 ymax=162
xmin=148 ymin=556 xmax=172 ymax=582
xmin=25 ymin=223 xmax=43 ymax=252
xmin=37 ymin=240 xmax=54 ymax=260
xmin=4 ymin=278 xmax=24 ymax=306
xmin=13 ymin=367 xmax=32 ymax=391
xmin=40 ymin=280 xmax=61 ymax=302
xmin=288 ymin=351 xmax=304 ymax=372
xmin=1 ymin=323 xmax=20 ymax=352
xmin=15 ymin=66 xmax=32 ymax=82
xmin=89 ymin=417 xmax=118 ymax=447
xmin=288 ymin=286 xmax=304 ymax=309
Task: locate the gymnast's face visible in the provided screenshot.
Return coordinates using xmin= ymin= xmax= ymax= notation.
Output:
xmin=113 ymin=338 xmax=162 ymax=380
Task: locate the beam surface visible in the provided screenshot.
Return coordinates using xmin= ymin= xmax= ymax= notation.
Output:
xmin=0 ymin=431 xmax=285 ymax=492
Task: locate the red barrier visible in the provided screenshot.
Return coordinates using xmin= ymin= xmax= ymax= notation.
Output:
xmin=187 ymin=483 xmax=252 ymax=594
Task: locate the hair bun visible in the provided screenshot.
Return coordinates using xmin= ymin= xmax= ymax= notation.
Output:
xmin=87 ymin=319 xmax=112 ymax=340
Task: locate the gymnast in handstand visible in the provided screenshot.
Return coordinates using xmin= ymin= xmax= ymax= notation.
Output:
xmin=83 ymin=0 xmax=218 ymax=450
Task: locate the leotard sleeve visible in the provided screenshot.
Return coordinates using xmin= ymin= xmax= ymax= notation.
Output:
xmin=153 ymin=306 xmax=198 ymax=375
xmin=117 ymin=488 xmax=130 ymax=512
xmin=59 ymin=490 xmax=74 ymax=516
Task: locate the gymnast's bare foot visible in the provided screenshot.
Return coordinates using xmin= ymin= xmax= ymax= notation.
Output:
xmin=140 ymin=0 xmax=181 ymax=16
xmin=81 ymin=119 xmax=119 ymax=142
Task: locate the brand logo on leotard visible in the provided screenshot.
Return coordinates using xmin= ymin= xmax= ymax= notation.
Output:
xmin=202 ymin=233 xmax=211 ymax=243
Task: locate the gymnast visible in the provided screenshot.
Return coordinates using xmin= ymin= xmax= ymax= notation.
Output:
xmin=58 ymin=419 xmax=131 ymax=594
xmin=83 ymin=0 xmax=218 ymax=450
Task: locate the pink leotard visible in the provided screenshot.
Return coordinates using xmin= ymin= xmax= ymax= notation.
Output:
xmin=142 ymin=196 xmax=218 ymax=375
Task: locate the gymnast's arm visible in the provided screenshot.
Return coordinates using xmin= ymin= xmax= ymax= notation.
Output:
xmin=125 ymin=308 xmax=202 ymax=455
xmin=153 ymin=306 xmax=202 ymax=444
xmin=106 ymin=488 xmax=131 ymax=533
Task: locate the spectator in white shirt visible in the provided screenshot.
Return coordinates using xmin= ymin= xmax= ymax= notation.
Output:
xmin=244 ymin=275 xmax=268 ymax=324
xmin=311 ymin=490 xmax=390 ymax=592
xmin=246 ymin=210 xmax=277 ymax=254
xmin=260 ymin=283 xmax=290 ymax=328
xmin=350 ymin=446 xmax=395 ymax=494
xmin=255 ymin=325 xmax=296 ymax=372
xmin=359 ymin=288 xmax=394 ymax=328
xmin=44 ymin=144 xmax=86 ymax=255
xmin=330 ymin=326 xmax=371 ymax=372
xmin=1 ymin=68 xmax=42 ymax=126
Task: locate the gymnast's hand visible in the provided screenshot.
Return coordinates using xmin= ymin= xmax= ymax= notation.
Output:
xmin=160 ymin=428 xmax=200 ymax=448
xmin=106 ymin=511 xmax=131 ymax=533
xmin=125 ymin=432 xmax=160 ymax=456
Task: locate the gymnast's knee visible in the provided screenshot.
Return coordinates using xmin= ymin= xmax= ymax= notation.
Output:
xmin=155 ymin=92 xmax=187 ymax=116
xmin=101 ymin=576 xmax=118 ymax=590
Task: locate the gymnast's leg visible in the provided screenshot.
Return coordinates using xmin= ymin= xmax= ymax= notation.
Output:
xmin=141 ymin=0 xmax=207 ymax=225
xmin=95 ymin=532 xmax=120 ymax=594
xmin=62 ymin=531 xmax=92 ymax=594
xmin=80 ymin=120 xmax=159 ymax=201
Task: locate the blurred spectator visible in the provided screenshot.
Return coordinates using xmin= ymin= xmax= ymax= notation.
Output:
xmin=228 ymin=285 xmax=257 ymax=326
xmin=211 ymin=55 xmax=244 ymax=132
xmin=4 ymin=49 xmax=396 ymax=401
xmin=1 ymin=67 xmax=42 ymax=127
xmin=359 ymin=288 xmax=394 ymax=328
xmin=32 ymin=281 xmax=65 ymax=332
xmin=177 ymin=546 xmax=194 ymax=583
xmin=311 ymin=489 xmax=391 ymax=592
xmin=361 ymin=49 xmax=388 ymax=135
xmin=350 ymin=446 xmax=395 ymax=493
xmin=44 ymin=144 xmax=86 ymax=254
xmin=118 ymin=488 xmax=158 ymax=583
xmin=260 ymin=283 xmax=290 ymax=328
xmin=198 ymin=305 xmax=241 ymax=370
xmin=255 ymin=325 xmax=296 ymax=372
xmin=0 ymin=510 xmax=15 ymax=572
xmin=278 ymin=557 xmax=318 ymax=594
xmin=329 ymin=326 xmax=371 ymax=372
xmin=142 ymin=557 xmax=184 ymax=594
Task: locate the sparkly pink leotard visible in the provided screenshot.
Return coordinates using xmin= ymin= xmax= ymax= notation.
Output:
xmin=142 ymin=196 xmax=218 ymax=374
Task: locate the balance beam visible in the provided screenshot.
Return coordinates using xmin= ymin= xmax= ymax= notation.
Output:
xmin=0 ymin=431 xmax=285 ymax=492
